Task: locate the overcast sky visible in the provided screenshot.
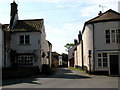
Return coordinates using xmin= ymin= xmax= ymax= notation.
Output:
xmin=0 ymin=0 xmax=120 ymax=54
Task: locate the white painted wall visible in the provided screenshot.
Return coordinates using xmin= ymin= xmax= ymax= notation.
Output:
xmin=94 ymin=21 xmax=120 ymax=71
xmin=83 ymin=24 xmax=94 ymax=71
xmin=83 ymin=21 xmax=120 ymax=72
xmin=75 ymin=41 xmax=83 ymax=68
xmin=10 ymin=32 xmax=41 ymax=66
xmin=94 ymin=21 xmax=120 ymax=51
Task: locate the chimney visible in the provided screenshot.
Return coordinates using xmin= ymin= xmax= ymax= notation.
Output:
xmin=78 ymin=31 xmax=82 ymax=43
xmin=74 ymin=39 xmax=77 ymax=45
xmin=98 ymin=11 xmax=102 ymax=16
xmin=11 ymin=1 xmax=18 ymax=17
xmin=10 ymin=1 xmax=18 ymax=28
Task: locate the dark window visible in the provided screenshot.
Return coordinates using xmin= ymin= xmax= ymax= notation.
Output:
xmin=19 ymin=35 xmax=30 ymax=44
xmin=103 ymin=53 xmax=107 ymax=57
xmin=25 ymin=35 xmax=30 ymax=44
xmin=98 ymin=53 xmax=101 ymax=57
xmin=20 ymin=35 xmax=24 ymax=44
xmin=105 ymin=30 xmax=110 ymax=43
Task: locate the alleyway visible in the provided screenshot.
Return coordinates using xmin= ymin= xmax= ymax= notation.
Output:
xmin=2 ymin=68 xmax=118 ymax=88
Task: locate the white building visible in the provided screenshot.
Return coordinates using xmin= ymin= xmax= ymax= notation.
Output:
xmin=82 ymin=9 xmax=120 ymax=75
xmin=3 ymin=1 xmax=49 ymax=71
xmin=58 ymin=56 xmax=62 ymax=66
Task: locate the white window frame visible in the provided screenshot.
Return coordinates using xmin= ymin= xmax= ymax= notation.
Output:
xmin=19 ymin=35 xmax=30 ymax=45
xmin=97 ymin=53 xmax=108 ymax=68
xmin=17 ymin=55 xmax=34 ymax=67
xmin=105 ymin=29 xmax=120 ymax=44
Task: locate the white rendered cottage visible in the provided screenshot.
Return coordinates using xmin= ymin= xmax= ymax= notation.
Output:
xmin=82 ymin=9 xmax=120 ymax=75
xmin=4 ymin=1 xmax=48 ymax=71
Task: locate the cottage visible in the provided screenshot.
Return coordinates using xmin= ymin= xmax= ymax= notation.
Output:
xmin=82 ymin=9 xmax=120 ymax=75
xmin=2 ymin=1 xmax=50 ymax=72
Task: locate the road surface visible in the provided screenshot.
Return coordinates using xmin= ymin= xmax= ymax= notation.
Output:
xmin=2 ymin=68 xmax=118 ymax=88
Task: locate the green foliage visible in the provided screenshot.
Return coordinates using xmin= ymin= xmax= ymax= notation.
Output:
xmin=64 ymin=43 xmax=74 ymax=52
xmin=61 ymin=53 xmax=68 ymax=67
xmin=61 ymin=53 xmax=68 ymax=61
xmin=42 ymin=64 xmax=55 ymax=75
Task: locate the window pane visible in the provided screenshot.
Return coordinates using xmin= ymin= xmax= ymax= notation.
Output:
xmin=105 ymin=30 xmax=110 ymax=34
xmin=103 ymin=58 xmax=107 ymax=62
xmin=98 ymin=54 xmax=101 ymax=57
xmin=116 ymin=29 xmax=120 ymax=34
xmin=103 ymin=63 xmax=108 ymax=67
xmin=106 ymin=39 xmax=110 ymax=43
xmin=20 ymin=35 xmax=24 ymax=44
xmin=98 ymin=59 xmax=101 ymax=62
xmin=25 ymin=35 xmax=30 ymax=44
xmin=111 ymin=30 xmax=115 ymax=33
xmin=25 ymin=35 xmax=29 ymax=39
xmin=106 ymin=35 xmax=110 ymax=38
xmin=98 ymin=63 xmax=102 ymax=67
xmin=103 ymin=53 xmax=107 ymax=57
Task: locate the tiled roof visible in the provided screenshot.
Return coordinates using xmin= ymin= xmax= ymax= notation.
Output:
xmin=82 ymin=9 xmax=120 ymax=33
xmin=68 ymin=46 xmax=76 ymax=60
xmin=86 ymin=9 xmax=120 ymax=24
xmin=10 ymin=19 xmax=44 ymax=32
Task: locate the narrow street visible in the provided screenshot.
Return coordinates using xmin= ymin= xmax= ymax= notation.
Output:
xmin=2 ymin=68 xmax=118 ymax=88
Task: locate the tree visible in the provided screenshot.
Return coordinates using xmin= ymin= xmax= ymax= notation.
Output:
xmin=64 ymin=43 xmax=74 ymax=52
xmin=61 ymin=53 xmax=68 ymax=67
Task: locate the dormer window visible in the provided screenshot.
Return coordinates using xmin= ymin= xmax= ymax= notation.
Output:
xmin=19 ymin=35 xmax=30 ymax=44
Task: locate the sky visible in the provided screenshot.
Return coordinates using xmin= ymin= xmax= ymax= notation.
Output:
xmin=0 ymin=0 xmax=120 ymax=54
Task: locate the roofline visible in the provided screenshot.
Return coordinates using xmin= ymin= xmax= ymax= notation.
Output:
xmin=17 ymin=19 xmax=44 ymax=21
xmin=82 ymin=9 xmax=120 ymax=34
xmin=86 ymin=9 xmax=120 ymax=24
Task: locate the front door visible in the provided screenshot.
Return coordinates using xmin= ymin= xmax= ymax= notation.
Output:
xmin=110 ymin=55 xmax=119 ymax=75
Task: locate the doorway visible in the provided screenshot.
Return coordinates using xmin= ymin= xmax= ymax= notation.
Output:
xmin=110 ymin=55 xmax=119 ymax=75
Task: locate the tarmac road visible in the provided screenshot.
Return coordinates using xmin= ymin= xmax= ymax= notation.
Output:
xmin=2 ymin=68 xmax=119 ymax=88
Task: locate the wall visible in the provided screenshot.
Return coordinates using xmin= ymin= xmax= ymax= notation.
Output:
xmin=10 ymin=31 xmax=41 ymax=68
xmin=0 ymin=24 xmax=3 ymax=68
xmin=82 ymin=24 xmax=94 ymax=71
xmin=94 ymin=21 xmax=120 ymax=71
xmin=75 ymin=41 xmax=83 ymax=69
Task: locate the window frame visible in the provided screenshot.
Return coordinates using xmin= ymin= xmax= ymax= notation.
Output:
xmin=19 ymin=35 xmax=30 ymax=45
xmin=97 ymin=53 xmax=108 ymax=68
xmin=105 ymin=29 xmax=120 ymax=44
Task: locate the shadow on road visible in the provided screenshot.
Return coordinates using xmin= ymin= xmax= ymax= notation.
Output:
xmin=2 ymin=77 xmax=41 ymax=86
xmin=36 ymin=68 xmax=92 ymax=79
xmin=2 ymin=68 xmax=91 ymax=86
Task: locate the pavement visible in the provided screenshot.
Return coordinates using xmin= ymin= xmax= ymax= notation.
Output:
xmin=2 ymin=68 xmax=119 ymax=88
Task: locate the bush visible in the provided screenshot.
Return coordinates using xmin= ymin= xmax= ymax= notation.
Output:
xmin=42 ymin=64 xmax=55 ymax=75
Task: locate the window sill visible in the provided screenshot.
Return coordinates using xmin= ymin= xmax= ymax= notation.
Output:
xmin=18 ymin=44 xmax=31 ymax=46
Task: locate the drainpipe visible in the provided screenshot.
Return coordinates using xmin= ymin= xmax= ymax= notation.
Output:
xmin=91 ymin=23 xmax=95 ymax=73
xmin=81 ymin=41 xmax=84 ymax=70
